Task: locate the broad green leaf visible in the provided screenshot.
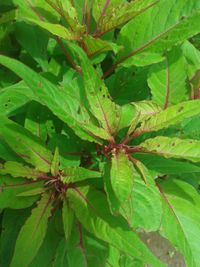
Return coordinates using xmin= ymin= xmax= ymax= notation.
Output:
xmin=53 ymin=229 xmax=87 ymax=267
xmin=0 ymin=161 xmax=44 ymax=180
xmin=134 ymin=100 xmax=200 ymax=136
xmin=61 ymin=166 xmax=101 ymax=183
xmin=111 ymin=150 xmax=134 ymax=204
xmin=52 ymin=239 xmax=68 ymax=267
xmin=15 ymin=22 xmax=49 ymax=71
xmin=0 ymin=116 xmax=52 ymax=172
xmin=140 ymin=136 xmax=200 ymax=163
xmin=10 ymin=193 xmax=53 ymax=267
xmin=62 ymin=198 xmax=74 ymax=240
xmin=106 ymin=67 xmax=150 ymax=105
xmin=105 ymin=161 xmax=162 ymax=231
xmin=135 ymin=153 xmax=200 ymax=174
xmin=83 ymin=35 xmax=122 ymax=57
xmin=0 ymin=175 xmax=42 ymax=209
xmin=0 ymin=81 xmax=35 ymax=116
xmin=148 ymin=48 xmax=187 ymax=108
xmin=0 ymin=139 xmax=21 ymax=162
xmin=118 ymin=103 xmax=136 ymax=130
xmin=71 ymin=44 xmax=121 ymax=137
xmin=159 ymin=179 xmax=200 ymax=267
xmin=182 ymin=41 xmax=200 ymax=79
xmin=118 ymin=0 xmax=200 ymax=67
xmin=24 ymin=18 xmax=80 ymax=40
xmin=24 ymin=102 xmax=48 ymax=142
xmin=0 ymin=9 xmax=16 ymax=25
xmin=0 ymin=55 xmax=110 ymax=143
xmin=48 ymin=134 xmax=81 ymax=168
xmin=0 ymin=209 xmax=30 ymax=267
xmin=68 ymin=186 xmax=166 ymax=267
xmin=95 ymin=0 xmax=159 ymax=37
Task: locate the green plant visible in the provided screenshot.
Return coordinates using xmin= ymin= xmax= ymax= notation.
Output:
xmin=1 ymin=0 xmax=200 ymax=266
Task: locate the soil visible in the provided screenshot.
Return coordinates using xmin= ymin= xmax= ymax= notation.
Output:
xmin=140 ymin=232 xmax=186 ymax=267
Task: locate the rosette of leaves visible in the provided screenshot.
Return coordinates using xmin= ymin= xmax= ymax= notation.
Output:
xmin=1 ymin=0 xmax=200 ymax=267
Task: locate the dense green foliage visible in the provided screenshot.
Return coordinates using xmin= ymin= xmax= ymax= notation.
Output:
xmin=1 ymin=0 xmax=200 ymax=266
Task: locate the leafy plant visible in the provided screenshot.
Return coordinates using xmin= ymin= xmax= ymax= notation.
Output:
xmin=1 ymin=0 xmax=200 ymax=266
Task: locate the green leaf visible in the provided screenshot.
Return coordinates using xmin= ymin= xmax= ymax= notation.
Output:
xmin=17 ymin=187 xmax=45 ymax=197
xmin=0 ymin=116 xmax=53 ymax=172
xmin=158 ymin=179 xmax=200 ymax=267
xmin=55 ymin=0 xmax=85 ymax=34
xmin=0 ymin=209 xmax=30 ymax=267
xmin=140 ymin=136 xmax=200 ymax=163
xmin=24 ymin=101 xmax=48 ymax=142
xmin=29 ymin=209 xmax=62 ymax=267
xmin=128 ymin=100 xmax=162 ymax=135
xmin=61 ymin=166 xmax=101 ymax=183
xmin=0 ymin=81 xmax=35 ymax=116
xmin=117 ymin=0 xmax=200 ymax=66
xmin=24 ymin=18 xmax=80 ymax=40
xmin=10 ymin=193 xmax=53 ymax=267
xmin=182 ymin=41 xmax=200 ymax=79
xmin=105 ymin=161 xmax=162 ymax=231
xmin=15 ymin=22 xmax=49 ymax=71
xmin=62 ymin=198 xmax=74 ymax=240
xmin=51 ymin=147 xmax=60 ymax=176
xmin=148 ymin=48 xmax=187 ymax=108
xmin=95 ymin=0 xmax=159 ymax=37
xmin=92 ymin=0 xmax=122 ymax=22
xmin=0 ymin=9 xmax=16 ymax=25
xmin=0 ymin=55 xmax=110 ymax=143
xmin=13 ymin=0 xmax=60 ymax=22
xmin=71 ymin=44 xmax=121 ymax=138
xmin=0 ymin=175 xmax=42 ymax=209
xmin=0 ymin=161 xmax=44 ymax=180
xmin=135 ymin=153 xmax=200 ymax=174
xmin=134 ymin=100 xmax=200 ymax=136
xmin=110 ymin=149 xmax=134 ymax=204
xmin=83 ymin=35 xmax=122 ymax=57
xmin=68 ymin=186 xmax=166 ymax=267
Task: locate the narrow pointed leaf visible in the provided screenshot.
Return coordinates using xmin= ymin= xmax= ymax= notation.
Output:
xmin=0 ymin=116 xmax=52 ymax=172
xmin=24 ymin=18 xmax=80 ymax=40
xmin=61 ymin=167 xmax=101 ymax=184
xmin=0 ymin=161 xmax=44 ymax=180
xmin=0 ymin=176 xmax=42 ymax=209
xmin=0 ymin=55 xmax=110 ymax=143
xmin=71 ymin=44 xmax=121 ymax=138
xmin=134 ymin=100 xmax=200 ymax=136
xmin=68 ymin=186 xmax=166 ymax=267
xmin=51 ymin=147 xmax=60 ymax=176
xmin=62 ymin=198 xmax=74 ymax=240
xmin=10 ymin=193 xmax=53 ymax=267
xmin=140 ymin=136 xmax=200 ymax=163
